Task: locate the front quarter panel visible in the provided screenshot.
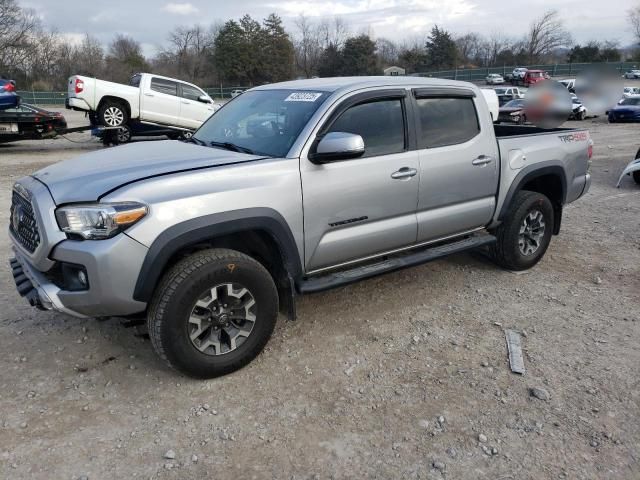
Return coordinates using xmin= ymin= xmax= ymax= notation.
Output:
xmin=103 ymin=156 xmax=304 ymax=263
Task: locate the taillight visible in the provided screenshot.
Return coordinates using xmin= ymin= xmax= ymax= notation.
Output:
xmin=587 ymin=140 xmax=593 ymax=159
xmin=3 ymin=82 xmax=15 ymax=92
xmin=75 ymin=78 xmax=84 ymax=94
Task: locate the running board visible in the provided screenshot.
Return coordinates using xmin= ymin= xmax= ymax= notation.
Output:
xmin=298 ymin=233 xmax=496 ymax=294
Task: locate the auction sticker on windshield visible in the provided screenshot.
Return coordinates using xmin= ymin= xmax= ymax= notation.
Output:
xmin=285 ymin=92 xmax=323 ymax=102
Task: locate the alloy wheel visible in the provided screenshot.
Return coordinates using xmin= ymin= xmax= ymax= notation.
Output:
xmin=518 ymin=210 xmax=546 ymax=256
xmin=188 ymin=283 xmax=257 ymax=356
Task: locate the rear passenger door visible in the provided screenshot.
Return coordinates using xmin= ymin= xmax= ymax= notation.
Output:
xmin=301 ymin=90 xmax=419 ymax=272
xmin=412 ymin=89 xmax=499 ymax=243
xmin=141 ymin=77 xmax=181 ymax=125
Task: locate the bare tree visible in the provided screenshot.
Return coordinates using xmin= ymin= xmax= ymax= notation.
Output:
xmin=522 ymin=10 xmax=572 ymax=63
xmin=630 ymin=4 xmax=640 ymax=43
xmin=293 ymin=15 xmax=323 ymax=78
xmin=0 ymin=0 xmax=40 ymax=73
xmin=376 ymin=38 xmax=399 ymax=67
xmin=455 ymin=32 xmax=482 ymax=66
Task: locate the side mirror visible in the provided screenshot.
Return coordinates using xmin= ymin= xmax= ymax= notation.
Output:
xmin=198 ymin=95 xmax=212 ymax=104
xmin=309 ymin=132 xmax=365 ymax=163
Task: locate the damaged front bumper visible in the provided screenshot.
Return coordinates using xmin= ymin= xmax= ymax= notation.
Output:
xmin=10 ymin=252 xmax=88 ymax=318
xmin=616 ymin=156 xmax=640 ymax=187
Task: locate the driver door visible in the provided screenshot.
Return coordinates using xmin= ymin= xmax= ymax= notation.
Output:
xmin=301 ymin=90 xmax=420 ymax=272
xmin=178 ymin=83 xmax=216 ymax=129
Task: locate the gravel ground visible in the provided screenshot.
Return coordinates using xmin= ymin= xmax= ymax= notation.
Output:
xmin=0 ymin=109 xmax=639 ymax=480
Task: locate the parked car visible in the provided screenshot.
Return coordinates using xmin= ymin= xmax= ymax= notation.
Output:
xmin=9 ymin=76 xmax=592 ymax=378
xmin=485 ymin=73 xmax=505 ymax=85
xmin=0 ymin=104 xmax=67 ymax=143
xmin=559 ymin=78 xmax=576 ymax=93
xmin=623 ymin=86 xmax=640 ymax=98
xmin=569 ymin=96 xmax=588 ymax=121
xmin=66 ymin=73 xmax=216 ymax=130
xmin=623 ymin=70 xmax=640 ymax=79
xmin=0 ymin=78 xmax=20 ymax=111
xmin=510 ymin=67 xmax=528 ymax=83
xmin=494 ymin=86 xmax=525 ymax=106
xmin=523 ymin=70 xmax=549 ymax=87
xmin=608 ymin=97 xmax=640 ymax=122
xmin=498 ymin=98 xmax=527 ymax=124
xmin=230 ymin=89 xmax=244 ymax=98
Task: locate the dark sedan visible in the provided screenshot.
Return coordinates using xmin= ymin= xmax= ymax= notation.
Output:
xmin=608 ymin=97 xmax=640 ymax=123
xmin=0 ymin=78 xmax=20 ymax=111
xmin=0 ymin=104 xmax=67 ymax=143
xmin=498 ymin=99 xmax=527 ymax=124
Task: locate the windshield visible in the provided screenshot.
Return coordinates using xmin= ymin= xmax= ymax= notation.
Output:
xmin=193 ymin=89 xmax=330 ymax=157
xmin=620 ymin=97 xmax=640 ymax=106
xmin=503 ymin=100 xmax=524 ymax=108
xmin=495 ymin=88 xmax=507 ymax=94
xmin=530 ymin=72 xmax=544 ymax=78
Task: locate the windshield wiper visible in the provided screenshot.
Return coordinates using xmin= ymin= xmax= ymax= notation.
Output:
xmin=209 ymin=141 xmax=255 ymax=155
xmin=186 ymin=136 xmax=206 ymax=146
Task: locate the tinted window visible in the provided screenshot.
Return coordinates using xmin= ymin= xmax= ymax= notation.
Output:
xmin=416 ymin=97 xmax=480 ymax=148
xmin=151 ymin=77 xmax=177 ymax=96
xmin=181 ymin=84 xmax=204 ymax=101
xmin=327 ymin=99 xmax=405 ymax=158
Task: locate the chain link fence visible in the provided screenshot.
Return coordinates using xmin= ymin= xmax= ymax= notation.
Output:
xmin=412 ymin=62 xmax=639 ymax=82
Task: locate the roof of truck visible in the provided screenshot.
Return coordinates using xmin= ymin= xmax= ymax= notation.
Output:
xmin=252 ymin=76 xmax=477 ymax=94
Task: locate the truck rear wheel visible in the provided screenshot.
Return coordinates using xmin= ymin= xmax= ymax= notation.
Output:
xmin=490 ymin=190 xmax=554 ymax=271
xmin=98 ymin=100 xmax=128 ymax=127
xmin=147 ymin=248 xmax=279 ymax=378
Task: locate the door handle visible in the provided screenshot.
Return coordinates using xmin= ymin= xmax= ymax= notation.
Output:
xmin=391 ymin=167 xmax=418 ymax=179
xmin=144 ymin=93 xmax=154 ymax=97
xmin=181 ymin=101 xmax=190 ymax=104
xmin=472 ymin=155 xmax=493 ymax=166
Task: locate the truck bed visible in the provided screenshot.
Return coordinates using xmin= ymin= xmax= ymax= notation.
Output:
xmin=494 ymin=124 xmax=576 ymax=138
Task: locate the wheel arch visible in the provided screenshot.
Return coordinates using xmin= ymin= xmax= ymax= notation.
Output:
xmin=97 ymin=96 xmax=132 ymax=120
xmin=498 ymin=165 xmax=567 ymax=235
xmin=132 ymin=208 xmax=302 ymax=316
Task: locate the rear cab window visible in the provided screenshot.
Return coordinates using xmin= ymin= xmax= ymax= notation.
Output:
xmin=414 ymin=92 xmax=480 ymax=148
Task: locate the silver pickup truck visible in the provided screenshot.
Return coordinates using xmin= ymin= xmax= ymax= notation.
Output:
xmin=9 ymin=77 xmax=592 ymax=378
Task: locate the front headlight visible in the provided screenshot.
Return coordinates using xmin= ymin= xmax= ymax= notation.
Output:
xmin=55 ymin=202 xmax=148 ymax=240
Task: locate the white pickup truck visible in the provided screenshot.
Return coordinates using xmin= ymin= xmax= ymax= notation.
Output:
xmin=66 ymin=73 xmax=218 ymax=130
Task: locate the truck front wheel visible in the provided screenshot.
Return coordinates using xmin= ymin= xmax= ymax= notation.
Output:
xmin=490 ymin=191 xmax=554 ymax=271
xmin=147 ymin=248 xmax=279 ymax=378
xmin=98 ymin=100 xmax=128 ymax=127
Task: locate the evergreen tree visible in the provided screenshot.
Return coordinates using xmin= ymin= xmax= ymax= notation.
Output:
xmin=340 ymin=35 xmax=377 ymax=75
xmin=425 ymin=25 xmax=458 ymax=70
xmin=317 ymin=43 xmax=343 ymax=77
xmin=262 ymin=13 xmax=295 ymax=82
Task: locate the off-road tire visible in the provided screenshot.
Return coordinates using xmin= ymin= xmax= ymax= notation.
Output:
xmin=490 ymin=190 xmax=554 ymax=271
xmin=98 ymin=100 xmax=128 ymax=127
xmin=147 ymin=248 xmax=279 ymax=378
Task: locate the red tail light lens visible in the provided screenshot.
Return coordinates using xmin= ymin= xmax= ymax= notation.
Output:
xmin=75 ymin=78 xmax=84 ymax=94
xmin=3 ymin=82 xmax=15 ymax=92
xmin=587 ymin=140 xmax=593 ymax=159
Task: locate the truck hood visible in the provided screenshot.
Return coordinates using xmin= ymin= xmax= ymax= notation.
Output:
xmin=32 ymin=140 xmax=266 ymax=204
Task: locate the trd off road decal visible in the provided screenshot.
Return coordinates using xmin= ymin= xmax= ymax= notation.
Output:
xmin=558 ymin=132 xmax=589 ymax=143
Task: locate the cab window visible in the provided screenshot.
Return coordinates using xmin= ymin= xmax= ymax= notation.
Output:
xmin=325 ymin=98 xmax=406 ymax=158
xmin=150 ymin=77 xmax=178 ymax=96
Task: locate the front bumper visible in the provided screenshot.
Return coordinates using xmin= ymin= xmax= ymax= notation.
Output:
xmin=9 ymin=233 xmax=149 ymax=318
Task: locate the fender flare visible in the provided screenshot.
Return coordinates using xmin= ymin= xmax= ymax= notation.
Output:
xmin=132 ymin=208 xmax=302 ymax=303
xmin=498 ymin=163 xmax=568 ymax=222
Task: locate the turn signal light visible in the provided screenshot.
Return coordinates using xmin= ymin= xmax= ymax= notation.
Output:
xmin=75 ymin=78 xmax=84 ymax=94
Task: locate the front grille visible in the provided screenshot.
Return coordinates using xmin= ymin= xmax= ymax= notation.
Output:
xmin=9 ymin=189 xmax=41 ymax=253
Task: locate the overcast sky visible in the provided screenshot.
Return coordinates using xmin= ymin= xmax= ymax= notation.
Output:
xmin=20 ymin=0 xmax=637 ymax=57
